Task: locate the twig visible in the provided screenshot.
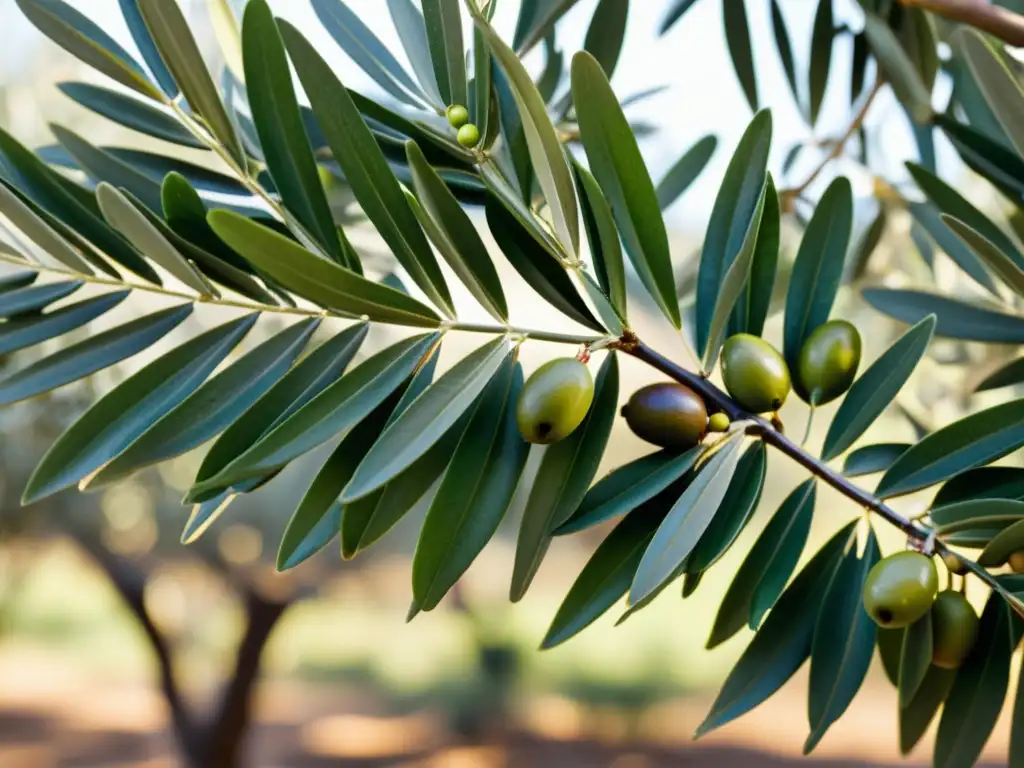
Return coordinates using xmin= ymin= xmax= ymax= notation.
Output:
xmin=782 ymin=78 xmax=885 ymax=202
xmin=900 ymin=0 xmax=1024 ymax=47
xmin=619 ymin=335 xmax=1018 ymax=608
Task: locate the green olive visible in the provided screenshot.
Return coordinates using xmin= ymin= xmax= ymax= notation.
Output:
xmin=457 ymin=123 xmax=481 ymax=148
xmin=1010 ymin=551 xmax=1024 ymax=574
xmin=943 ymin=552 xmax=967 ymax=576
xmin=863 ymin=551 xmax=939 ymax=629
xmin=720 ymin=334 xmax=791 ymax=414
xmin=931 ymin=590 xmax=979 ymax=670
xmin=708 ymin=412 xmax=731 ymax=433
xmin=446 ymin=104 xmax=470 ymax=129
xmin=517 ymin=358 xmax=594 ymax=444
xmin=797 ymin=320 xmax=862 ymax=405
xmin=621 ymin=383 xmax=708 ymax=450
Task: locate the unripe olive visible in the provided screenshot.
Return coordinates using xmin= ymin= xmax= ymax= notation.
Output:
xmin=720 ymin=334 xmax=791 ymax=414
xmin=863 ymin=551 xmax=939 ymax=629
xmin=708 ymin=412 xmax=731 ymax=433
xmin=943 ymin=552 xmax=967 ymax=576
xmin=797 ymin=320 xmax=862 ymax=405
xmin=1010 ymin=551 xmax=1024 ymax=574
xmin=446 ymin=104 xmax=470 ymax=129
xmin=457 ymin=123 xmax=481 ymax=148
xmin=931 ymin=590 xmax=979 ymax=669
xmin=516 ymin=358 xmax=594 ymax=444
xmin=621 ymin=383 xmax=708 ymax=450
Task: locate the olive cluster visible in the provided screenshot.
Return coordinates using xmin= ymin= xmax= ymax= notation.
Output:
xmin=515 ymin=320 xmax=864 ymax=451
xmin=446 ymin=104 xmax=480 ymax=148
xmin=863 ymin=552 xmax=979 ymax=670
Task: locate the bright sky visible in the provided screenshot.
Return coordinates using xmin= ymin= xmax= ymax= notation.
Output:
xmin=2 ymin=0 xmax=939 ymax=232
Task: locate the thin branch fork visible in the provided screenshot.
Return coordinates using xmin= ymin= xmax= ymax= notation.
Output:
xmin=900 ymin=0 xmax=1024 ymax=47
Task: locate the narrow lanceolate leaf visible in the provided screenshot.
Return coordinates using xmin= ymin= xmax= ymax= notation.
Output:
xmin=783 ymin=176 xmax=853 ymax=376
xmin=877 ymin=628 xmax=903 ymax=687
xmin=898 ymin=611 xmax=933 ymax=709
xmin=542 ymin=499 xmax=669 ymax=649
xmin=311 ymin=0 xmax=427 ymax=108
xmin=878 ymin=398 xmax=1024 ymax=499
xmin=96 ymin=184 xmax=213 ymax=296
xmin=686 ymin=442 xmax=767 ymax=576
xmin=696 ymin=110 xmax=772 ymax=357
xmin=944 ymin=215 xmax=1024 ymax=297
xmin=242 ymin=0 xmax=344 ymax=264
xmin=0 ymin=128 xmax=158 ymax=282
xmin=808 ymin=0 xmax=833 ymax=126
xmin=842 ymin=443 xmax=910 ymax=478
xmin=512 ymin=354 xmax=619 ymax=602
xmin=485 ymin=199 xmax=603 ymax=331
xmin=191 ymin=332 xmax=438 ymax=497
xmin=193 ymin=324 xmax=372 ymax=495
xmin=931 ymin=499 xmax=1024 ymax=534
xmin=338 ymin=353 xmax=449 ymax=557
xmin=513 ymin=0 xmax=583 ymax=53
xmin=0 ymin=181 xmax=93 ymax=273
xmin=900 ymin=665 xmax=956 ymax=755
xmin=935 ymin=467 xmax=1024 ymax=507
xmin=958 ymin=29 xmax=1024 ymax=161
xmin=862 ymin=13 xmax=932 ymax=123
xmin=771 ymin=0 xmax=799 ymax=110
xmin=703 ymin=179 xmax=767 ymax=371
xmin=978 ymin=518 xmax=1024 ymax=567
xmin=0 ymin=292 xmax=127 ymax=357
xmin=584 ymin=0 xmax=628 ymax=78
xmin=24 ymin=313 xmax=258 ymax=504
xmin=0 ymin=271 xmax=37 ymax=292
xmin=864 ymin=288 xmax=1024 ymax=343
xmin=15 ymin=0 xmax=162 ymax=100
xmin=734 ymin=174 xmax=780 ymax=338
xmin=659 ymin=0 xmax=698 ymax=34
xmin=279 ymin=23 xmax=454 ymax=316
xmin=388 ymin=0 xmax=443 ymax=106
xmin=822 ymin=316 xmax=935 ymax=461
xmin=573 ymin=51 xmax=678 ymax=328
xmin=848 ymin=208 xmax=887 ymax=281
xmin=708 ymin=479 xmax=816 ymax=648
xmin=576 ymin=164 xmax=627 ymax=322
xmin=978 ymin=357 xmax=1024 ymax=392
xmin=344 ymin=336 xmax=513 ymax=503
xmin=630 ymin=434 xmax=744 ymax=606
xmin=136 ymin=0 xmax=243 ymax=165
xmin=278 ymin=382 xmax=411 ymax=572
xmin=208 ymin=211 xmax=440 ymax=328
xmin=907 ymin=203 xmax=997 ymax=296
xmin=723 ymin=0 xmax=757 ymax=112
xmin=656 ymin=135 xmax=717 ymax=212
xmin=557 ymin=447 xmax=704 ymax=535
xmin=57 ymin=82 xmax=199 ymax=148
xmin=413 ymin=358 xmax=530 ymax=611
xmin=0 ymin=303 xmax=190 ymax=407
xmin=805 ymin=528 xmax=878 ymax=753
xmin=0 ymin=280 xmax=82 ymax=318
xmin=907 ymin=162 xmax=1024 ymax=271
xmin=118 ymin=0 xmax=178 ymax=98
xmin=698 ymin=523 xmax=855 ymax=737
xmin=939 ymin=116 xmax=1024 ymax=202
xmin=161 ymin=173 xmax=252 ymax=273
xmin=406 ymin=142 xmax=507 ymax=322
xmin=52 ymin=124 xmax=163 ymax=214
xmin=470 ymin=7 xmax=579 ymax=258
xmin=423 ymin=0 xmax=467 ymax=107
xmin=88 ymin=319 xmax=320 ymax=489
xmin=934 ymin=595 xmax=1016 ymax=768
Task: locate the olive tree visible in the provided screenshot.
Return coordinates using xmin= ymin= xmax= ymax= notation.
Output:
xmin=4 ymin=0 xmax=1024 ymax=765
